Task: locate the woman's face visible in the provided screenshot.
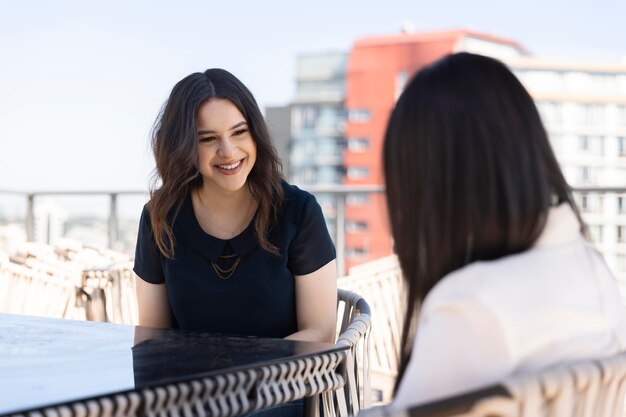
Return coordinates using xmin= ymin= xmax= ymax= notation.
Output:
xmin=196 ymin=98 xmax=257 ymax=196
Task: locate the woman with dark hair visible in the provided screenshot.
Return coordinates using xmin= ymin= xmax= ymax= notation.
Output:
xmin=384 ymin=53 xmax=626 ymax=406
xmin=133 ymin=69 xmax=337 ymax=345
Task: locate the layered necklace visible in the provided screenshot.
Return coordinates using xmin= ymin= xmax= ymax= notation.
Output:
xmin=211 ymin=244 xmax=241 ymax=280
xmin=196 ymin=190 xmax=256 ymax=280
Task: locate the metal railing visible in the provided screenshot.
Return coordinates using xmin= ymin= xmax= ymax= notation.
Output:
xmin=0 ymin=189 xmax=147 ymax=249
xmin=1 ymin=185 xmax=623 ymax=275
xmin=298 ymin=184 xmax=385 ymax=274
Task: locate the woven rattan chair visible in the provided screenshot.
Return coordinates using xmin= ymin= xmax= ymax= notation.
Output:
xmin=0 ymin=253 xmax=79 ymax=319
xmin=79 ymin=261 xmax=138 ymax=324
xmin=339 ymin=256 xmax=404 ymax=403
xmin=311 ymin=289 xmax=372 ymax=417
xmin=359 ymin=350 xmax=626 ymax=417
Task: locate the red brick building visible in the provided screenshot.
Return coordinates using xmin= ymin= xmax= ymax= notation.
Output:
xmin=343 ymin=30 xmax=526 ymax=270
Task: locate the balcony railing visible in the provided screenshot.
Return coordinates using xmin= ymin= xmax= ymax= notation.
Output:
xmin=0 ymin=189 xmax=148 ymax=251
xmin=1 ymin=185 xmax=625 ymax=276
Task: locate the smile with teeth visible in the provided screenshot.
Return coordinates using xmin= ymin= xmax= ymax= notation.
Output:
xmin=217 ymin=160 xmax=242 ymax=170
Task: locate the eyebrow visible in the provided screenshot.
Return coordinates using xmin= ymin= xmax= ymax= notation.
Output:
xmin=198 ymin=121 xmax=247 ymax=135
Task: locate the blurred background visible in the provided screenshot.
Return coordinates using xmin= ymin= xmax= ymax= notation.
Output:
xmin=1 ymin=0 xmax=625 ymax=274
xmin=2 ymin=1 xmax=625 ymax=402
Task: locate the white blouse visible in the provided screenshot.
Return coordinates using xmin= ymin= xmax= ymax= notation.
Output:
xmin=393 ymin=204 xmax=626 ymax=408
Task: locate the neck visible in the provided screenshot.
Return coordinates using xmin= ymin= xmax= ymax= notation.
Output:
xmin=193 ymin=183 xmax=258 ymax=239
xmin=197 ymin=183 xmax=253 ymax=214
xmin=532 ymin=203 xmax=582 ymax=248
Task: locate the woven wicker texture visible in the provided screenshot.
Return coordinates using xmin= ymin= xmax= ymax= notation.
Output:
xmin=323 ymin=289 xmax=372 ymax=417
xmin=9 ymin=351 xmax=347 ymax=417
xmin=339 ymin=256 xmax=403 ymax=404
xmin=0 ymin=241 xmax=135 ymax=323
xmin=359 ymin=351 xmax=626 ymax=417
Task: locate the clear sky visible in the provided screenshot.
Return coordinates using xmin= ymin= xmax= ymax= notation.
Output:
xmin=1 ymin=0 xmax=624 ymax=192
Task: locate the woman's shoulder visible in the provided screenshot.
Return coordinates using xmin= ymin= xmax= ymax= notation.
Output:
xmin=422 ymin=238 xmax=609 ymax=320
xmin=280 ymin=180 xmax=317 ymax=217
xmin=281 ymin=180 xmax=313 ymax=201
xmin=142 ymin=191 xmax=193 ymax=226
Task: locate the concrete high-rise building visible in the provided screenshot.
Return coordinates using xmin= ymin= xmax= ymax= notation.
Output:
xmin=508 ymin=58 xmax=626 ymax=281
xmin=289 ymin=52 xmax=348 ymax=186
xmin=267 ymin=52 xmax=348 ymax=236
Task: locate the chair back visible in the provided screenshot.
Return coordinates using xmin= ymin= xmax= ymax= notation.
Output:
xmin=0 ymin=253 xmax=79 ymax=319
xmin=339 ymin=256 xmax=404 ymax=403
xmin=81 ymin=261 xmax=138 ymax=324
xmin=358 ymin=351 xmax=626 ymax=417
xmin=321 ymin=289 xmax=372 ymax=417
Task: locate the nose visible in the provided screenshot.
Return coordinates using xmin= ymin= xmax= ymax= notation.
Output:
xmin=217 ymin=137 xmax=235 ymax=159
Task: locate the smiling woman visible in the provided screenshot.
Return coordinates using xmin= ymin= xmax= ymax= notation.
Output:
xmin=132 ymin=69 xmax=338 ymax=363
xmin=195 ymin=99 xmax=257 ymax=202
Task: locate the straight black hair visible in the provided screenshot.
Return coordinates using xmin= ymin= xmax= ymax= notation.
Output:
xmin=383 ymin=52 xmax=586 ymax=389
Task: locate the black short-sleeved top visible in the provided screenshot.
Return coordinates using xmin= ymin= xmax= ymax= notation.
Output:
xmin=133 ymin=181 xmax=336 ymax=338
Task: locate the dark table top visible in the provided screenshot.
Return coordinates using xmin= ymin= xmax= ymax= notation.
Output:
xmin=0 ymin=313 xmax=345 ymax=415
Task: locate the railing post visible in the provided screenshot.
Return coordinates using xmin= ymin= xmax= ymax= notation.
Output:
xmin=26 ymin=194 xmax=34 ymax=242
xmin=108 ymin=193 xmax=118 ymax=249
xmin=336 ymin=192 xmax=346 ymax=276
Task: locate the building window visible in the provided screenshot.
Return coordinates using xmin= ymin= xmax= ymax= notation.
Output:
xmin=581 ymin=167 xmax=590 ymax=183
xmin=618 ymin=137 xmax=626 ymax=157
xmin=589 ymin=225 xmax=603 ymax=244
xmin=347 ymin=137 xmax=370 ymax=152
xmin=578 ymin=135 xmax=604 ymax=155
xmin=348 ymin=109 xmax=371 ymax=122
xmin=347 ymin=193 xmax=369 ymax=206
xmin=618 ymin=105 xmax=626 ymax=126
xmin=317 ymin=166 xmax=342 ymax=184
xmin=346 ymin=246 xmax=368 ymax=258
xmin=580 ymin=166 xmax=598 ymax=184
xmin=292 ymin=106 xmax=319 ymax=131
xmin=346 ymin=166 xmax=369 ymax=180
xmin=346 ymin=221 xmax=368 ymax=232
xmin=578 ymin=193 xmax=603 ymax=213
xmin=317 ymin=137 xmax=342 ymax=156
xmin=619 ymin=196 xmax=626 ymax=214
xmin=580 ymin=194 xmax=589 ymax=211
xmin=581 ymin=104 xmax=605 ymax=125
xmin=579 ymin=135 xmax=589 ymax=151
xmin=618 ymin=226 xmax=626 ymax=243
xmin=395 ymin=70 xmax=409 ymax=101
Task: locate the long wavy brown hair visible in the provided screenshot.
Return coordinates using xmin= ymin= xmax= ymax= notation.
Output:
xmin=383 ymin=53 xmax=587 ymax=392
xmin=148 ymin=68 xmax=284 ymax=258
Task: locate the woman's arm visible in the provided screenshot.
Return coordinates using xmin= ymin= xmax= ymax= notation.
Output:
xmin=285 ymin=259 xmax=337 ymax=343
xmin=135 ymin=278 xmax=174 ymax=329
xmin=134 ymin=205 xmax=172 ymax=330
